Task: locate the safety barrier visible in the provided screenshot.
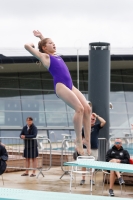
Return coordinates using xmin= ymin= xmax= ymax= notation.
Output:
xmin=60 ymin=138 xmax=107 ymax=178
xmin=0 ymin=136 xmax=107 ymax=179
xmin=0 ymin=137 xmax=52 ymax=178
xmin=60 ymin=138 xmax=75 ymax=179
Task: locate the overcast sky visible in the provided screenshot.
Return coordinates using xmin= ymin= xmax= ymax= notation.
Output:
xmin=1 ymin=0 xmax=133 ymax=52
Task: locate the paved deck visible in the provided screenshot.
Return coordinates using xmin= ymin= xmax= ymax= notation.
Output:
xmin=0 ymin=167 xmax=133 ymax=199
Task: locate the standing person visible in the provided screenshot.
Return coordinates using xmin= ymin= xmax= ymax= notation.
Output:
xmin=106 ymin=138 xmax=130 ymax=196
xmin=0 ymin=144 xmax=8 ymax=176
xmin=20 ymin=117 xmax=38 ymax=177
xmin=80 ymin=112 xmax=106 ymax=185
xmin=24 ymin=30 xmax=91 ymax=155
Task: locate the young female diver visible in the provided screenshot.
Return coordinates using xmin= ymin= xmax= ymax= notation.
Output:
xmin=24 ymin=30 xmax=91 ymax=155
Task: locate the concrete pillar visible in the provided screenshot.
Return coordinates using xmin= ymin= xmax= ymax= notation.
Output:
xmin=88 ymin=42 xmax=110 ymax=159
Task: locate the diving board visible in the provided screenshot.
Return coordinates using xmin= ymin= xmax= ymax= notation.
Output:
xmin=0 ymin=188 xmax=131 ymax=200
xmin=64 ymin=160 xmax=133 ymax=173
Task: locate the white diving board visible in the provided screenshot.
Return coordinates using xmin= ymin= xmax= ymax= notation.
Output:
xmin=0 ymin=188 xmax=131 ymax=200
xmin=64 ymin=160 xmax=133 ymax=173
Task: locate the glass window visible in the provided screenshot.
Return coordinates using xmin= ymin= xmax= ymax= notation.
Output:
xmin=82 ymin=71 xmax=88 ymax=81
xmin=128 ymin=113 xmax=133 ymax=123
xmin=110 ymin=102 xmax=127 ymax=113
xmin=22 ymin=112 xmax=46 ymax=126
xmin=66 ymin=105 xmax=74 ymax=127
xmin=43 ymin=91 xmax=59 ymax=100
xmin=42 ymin=80 xmax=54 ymax=90
xmin=110 ymin=91 xmax=125 ymax=102
xmin=72 ymin=80 xmax=77 ymax=88
xmin=123 ymin=84 xmax=133 ymax=92
xmin=45 ymin=100 xmax=66 ymax=112
xmin=21 ymin=99 xmax=46 ymax=126
xmin=1 ymin=99 xmax=22 ymax=111
xmin=37 ymin=130 xmax=48 ymax=137
xmin=82 ymin=92 xmax=88 ymax=100
xmin=111 ymin=75 xmax=123 ymax=83
xmin=20 ymin=90 xmax=43 ymax=100
xmin=0 ymin=89 xmax=20 ymax=98
xmin=46 ymin=112 xmax=68 ymax=126
xmin=21 ymin=99 xmax=44 ymax=111
xmin=111 ymin=69 xmax=121 ymax=75
xmin=0 ymin=73 xmax=18 ymax=78
xmin=48 ymin=130 xmax=70 ymax=143
xmin=0 ymin=99 xmax=22 ymax=126
xmin=67 ymin=113 xmax=74 ymax=126
xmin=125 ymin=92 xmax=133 ymax=102
xmin=70 ymin=130 xmax=76 ymax=140
xmin=1 ymin=130 xmax=21 ymax=137
xmin=1 ymin=112 xmax=23 ymax=126
xmin=0 ymin=130 xmax=23 ymax=145
xmin=127 ymin=103 xmax=133 ymax=114
xmin=110 ymin=113 xmax=129 ymax=128
xmin=79 ymin=81 xmax=88 ymax=91
xmin=110 ymin=69 xmax=133 ymax=130
xmin=111 ymin=83 xmax=124 ymax=91
xmin=19 ymin=78 xmax=42 ymax=90
xmin=70 ymin=71 xmax=77 ymax=80
xmin=0 ymin=77 xmax=19 ymax=88
xmin=41 ymin=72 xmax=53 ymax=79
xmin=109 ymin=129 xmax=131 ymax=139
xmin=66 ymin=105 xmax=74 ymax=113
xmin=121 ymin=69 xmax=133 ymax=76
xmin=0 ymin=100 xmax=5 ymax=125
xmin=122 ymin=76 xmax=133 ymax=83
xmin=19 ymin=72 xmax=41 ymax=78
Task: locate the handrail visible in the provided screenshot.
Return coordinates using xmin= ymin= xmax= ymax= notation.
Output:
xmin=0 ymin=137 xmax=52 ymax=178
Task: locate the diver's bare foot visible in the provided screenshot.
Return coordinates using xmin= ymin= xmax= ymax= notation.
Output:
xmin=87 ymin=148 xmax=91 ymax=155
xmin=76 ymin=142 xmax=84 ymax=155
xmin=83 ymin=139 xmax=91 ymax=155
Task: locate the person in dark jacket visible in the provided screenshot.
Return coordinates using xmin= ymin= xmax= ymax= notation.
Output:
xmin=106 ymin=138 xmax=130 ymax=196
xmin=0 ymin=144 xmax=8 ymax=175
xmin=20 ymin=117 xmax=38 ymax=177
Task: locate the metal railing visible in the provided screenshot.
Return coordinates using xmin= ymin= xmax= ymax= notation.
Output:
xmin=60 ymin=138 xmax=107 ymax=179
xmin=0 ymin=137 xmax=52 ymax=178
xmin=60 ymin=138 xmax=75 ymax=179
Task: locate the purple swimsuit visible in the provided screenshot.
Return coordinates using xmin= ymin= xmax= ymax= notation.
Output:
xmin=48 ymin=55 xmax=73 ymax=91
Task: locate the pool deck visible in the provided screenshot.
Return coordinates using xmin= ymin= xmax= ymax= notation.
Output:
xmin=0 ymin=167 xmax=133 ymax=199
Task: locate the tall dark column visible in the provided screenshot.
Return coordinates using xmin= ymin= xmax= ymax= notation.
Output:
xmin=88 ymin=42 xmax=110 ymax=160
